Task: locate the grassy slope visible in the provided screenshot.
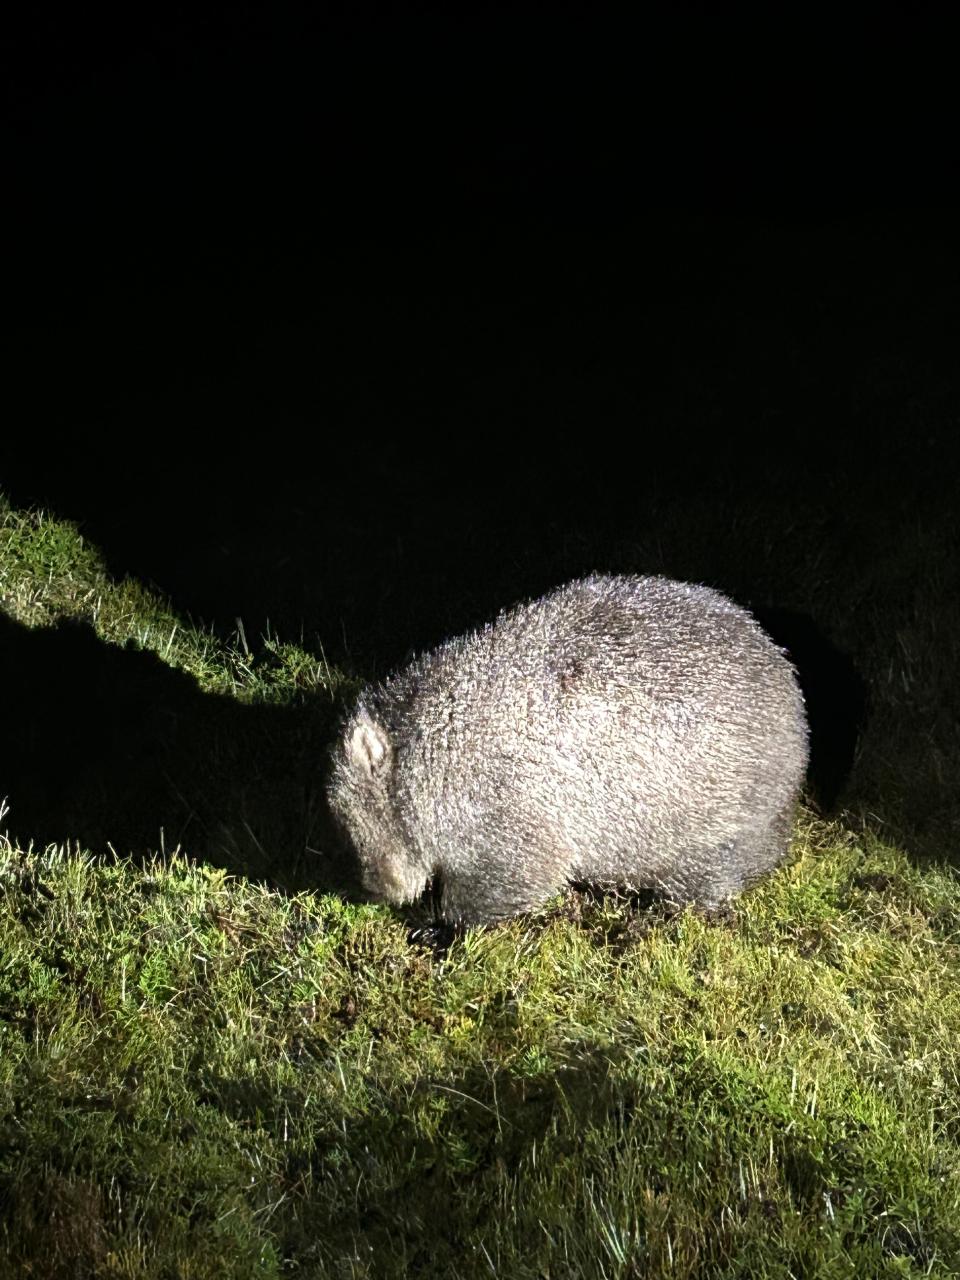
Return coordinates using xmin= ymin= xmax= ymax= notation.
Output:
xmin=1 ymin=499 xmax=960 ymax=1278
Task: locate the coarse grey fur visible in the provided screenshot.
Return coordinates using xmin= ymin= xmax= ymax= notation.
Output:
xmin=327 ymin=575 xmax=809 ymax=924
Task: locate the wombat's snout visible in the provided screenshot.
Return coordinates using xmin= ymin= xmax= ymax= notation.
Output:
xmin=361 ymin=858 xmax=425 ymax=908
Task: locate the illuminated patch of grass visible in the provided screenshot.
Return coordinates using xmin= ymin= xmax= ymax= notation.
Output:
xmin=0 ymin=496 xmax=347 ymax=704
xmin=1 ymin=823 xmax=959 ymax=1277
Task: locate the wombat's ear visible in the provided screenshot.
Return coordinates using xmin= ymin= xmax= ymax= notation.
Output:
xmin=347 ymin=713 xmax=392 ymax=778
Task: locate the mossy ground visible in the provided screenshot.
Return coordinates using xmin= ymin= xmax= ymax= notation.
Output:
xmin=1 ymin=498 xmax=959 ymax=1278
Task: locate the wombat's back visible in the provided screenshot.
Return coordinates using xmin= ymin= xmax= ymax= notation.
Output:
xmin=331 ymin=575 xmax=809 ymax=922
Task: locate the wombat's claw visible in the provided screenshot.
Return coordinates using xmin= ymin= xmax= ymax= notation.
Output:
xmin=406 ymin=919 xmax=461 ymax=954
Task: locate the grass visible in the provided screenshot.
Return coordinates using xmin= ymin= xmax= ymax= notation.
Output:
xmin=0 ymin=498 xmax=346 ymax=703
xmin=2 ymin=496 xmax=960 ymax=1277
xmin=3 ymin=820 xmax=960 ymax=1277
xmin=0 ymin=498 xmax=355 ymax=892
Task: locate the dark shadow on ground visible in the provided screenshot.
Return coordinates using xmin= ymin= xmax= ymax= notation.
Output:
xmin=0 ymin=613 xmax=358 ymax=897
xmin=753 ymin=607 xmax=867 ymax=815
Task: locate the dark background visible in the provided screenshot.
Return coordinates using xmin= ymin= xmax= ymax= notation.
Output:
xmin=2 ymin=4 xmax=958 ymax=879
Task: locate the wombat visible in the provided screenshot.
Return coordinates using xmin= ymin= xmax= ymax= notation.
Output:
xmin=327 ymin=575 xmax=808 ymax=924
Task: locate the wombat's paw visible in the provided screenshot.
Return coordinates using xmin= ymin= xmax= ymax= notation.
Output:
xmin=696 ymin=899 xmax=739 ymax=927
xmin=406 ymin=919 xmax=463 ymax=955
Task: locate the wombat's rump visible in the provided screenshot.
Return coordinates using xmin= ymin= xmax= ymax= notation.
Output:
xmin=327 ymin=575 xmax=808 ymax=923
